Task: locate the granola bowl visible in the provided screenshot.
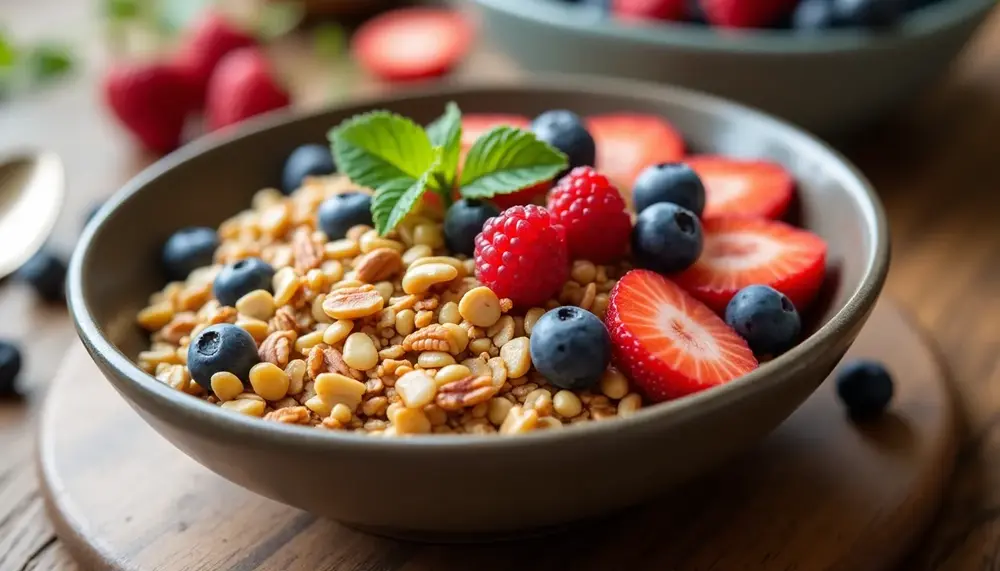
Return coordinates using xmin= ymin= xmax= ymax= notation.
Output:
xmin=68 ymin=77 xmax=888 ymax=540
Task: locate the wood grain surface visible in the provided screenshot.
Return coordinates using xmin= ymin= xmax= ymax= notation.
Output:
xmin=37 ymin=301 xmax=955 ymax=571
xmin=1 ymin=0 xmax=1000 ymax=569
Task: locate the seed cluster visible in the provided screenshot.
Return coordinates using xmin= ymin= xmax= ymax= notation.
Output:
xmin=135 ymin=175 xmax=646 ymax=436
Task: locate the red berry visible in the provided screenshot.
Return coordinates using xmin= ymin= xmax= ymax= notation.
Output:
xmin=613 ymin=0 xmax=687 ymax=21
xmin=206 ymin=48 xmax=291 ymax=131
xmin=102 ymin=60 xmax=196 ymax=154
xmin=461 ymin=114 xmax=531 ymax=151
xmin=492 ymin=181 xmax=552 ymax=210
xmin=606 ymin=269 xmax=758 ymax=402
xmin=173 ymin=11 xmax=257 ymax=107
xmin=352 ymin=8 xmax=473 ymax=82
xmin=699 ymin=0 xmax=799 ymax=28
xmin=686 ymin=155 xmax=795 ymax=220
xmin=474 ymin=205 xmax=569 ymax=307
xmin=674 ymin=217 xmax=827 ymax=313
xmin=547 ymin=167 xmax=631 ymax=263
xmin=586 ymin=114 xmax=686 ymax=191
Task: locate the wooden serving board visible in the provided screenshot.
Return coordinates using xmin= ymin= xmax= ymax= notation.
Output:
xmin=37 ymin=299 xmax=957 ymax=571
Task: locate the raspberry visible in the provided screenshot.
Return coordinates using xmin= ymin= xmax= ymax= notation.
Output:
xmin=547 ymin=167 xmax=632 ymax=263
xmin=474 ymin=205 xmax=569 ymax=307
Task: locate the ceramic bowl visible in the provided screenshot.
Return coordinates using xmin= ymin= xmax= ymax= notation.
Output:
xmin=68 ymin=78 xmax=889 ymax=540
xmin=465 ymin=0 xmax=994 ymax=136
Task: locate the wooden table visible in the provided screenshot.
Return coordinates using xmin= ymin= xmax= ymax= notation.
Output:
xmin=2 ymin=1 xmax=1000 ymax=569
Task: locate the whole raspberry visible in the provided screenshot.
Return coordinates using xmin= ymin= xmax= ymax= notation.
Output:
xmin=474 ymin=205 xmax=569 ymax=307
xmin=547 ymin=166 xmax=632 ymax=263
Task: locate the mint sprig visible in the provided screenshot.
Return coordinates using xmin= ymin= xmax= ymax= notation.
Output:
xmin=329 ymin=102 xmax=568 ymax=236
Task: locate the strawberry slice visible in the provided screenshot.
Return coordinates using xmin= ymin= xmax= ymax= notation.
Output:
xmin=461 ymin=114 xmax=531 ymax=150
xmin=606 ymin=269 xmax=758 ymax=402
xmin=674 ymin=217 xmax=827 ymax=313
xmin=586 ymin=114 xmax=686 ymax=191
xmin=699 ymin=0 xmax=799 ymax=28
xmin=686 ymin=156 xmax=794 ymax=220
xmin=352 ymin=8 xmax=473 ymax=82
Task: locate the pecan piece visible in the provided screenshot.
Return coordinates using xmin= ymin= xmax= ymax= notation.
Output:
xmin=401 ymin=324 xmax=451 ymax=352
xmin=270 ymin=306 xmax=298 ymax=333
xmin=354 ymin=247 xmax=403 ymax=283
xmin=307 ymin=344 xmax=363 ymax=380
xmin=436 ymin=375 xmax=498 ymax=411
xmin=413 ymin=297 xmax=439 ymax=311
xmin=293 ymin=228 xmax=323 ymax=274
xmin=263 ymin=406 xmax=312 ymax=424
xmin=207 ymin=306 xmax=238 ymax=325
xmin=259 ymin=330 xmax=296 ymax=368
xmin=159 ymin=312 xmax=198 ymax=344
xmin=322 ymin=285 xmax=385 ymax=319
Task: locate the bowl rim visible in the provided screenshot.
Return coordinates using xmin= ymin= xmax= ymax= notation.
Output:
xmin=68 ymin=75 xmax=890 ymax=452
xmin=470 ymin=0 xmax=994 ymax=55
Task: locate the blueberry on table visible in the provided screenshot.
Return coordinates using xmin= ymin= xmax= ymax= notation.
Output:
xmin=725 ymin=285 xmax=801 ymax=357
xmin=162 ymin=227 xmax=219 ymax=282
xmin=14 ymin=249 xmax=67 ymax=302
xmin=836 ymin=359 xmax=894 ymax=420
xmin=187 ymin=324 xmax=260 ymax=390
xmin=282 ymin=144 xmax=337 ymax=195
xmin=632 ymin=162 xmax=706 ymax=216
xmin=444 ymin=199 xmax=499 ymax=256
xmin=529 ymin=306 xmax=611 ymax=390
xmin=317 ymin=192 xmax=373 ymax=240
xmin=631 ymin=202 xmax=703 ymax=274
xmin=531 ymin=110 xmax=596 ymax=176
xmin=0 ymin=341 xmax=22 ymax=397
xmin=213 ymin=257 xmax=275 ymax=307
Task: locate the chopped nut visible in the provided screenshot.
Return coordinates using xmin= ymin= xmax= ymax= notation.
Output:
xmin=487 ymin=397 xmax=514 ymax=426
xmin=458 ymin=286 xmax=501 ymax=328
xmin=553 ymin=390 xmax=583 ymax=417
xmin=469 ymin=337 xmax=493 ymax=355
xmin=159 ymin=313 xmax=198 ymax=344
xmin=285 ymin=359 xmax=306 ymax=395
xmin=264 ymin=406 xmax=311 ymax=424
xmin=579 ymin=282 xmax=597 ymax=312
xmin=402 ymin=263 xmax=458 ymax=295
xmin=417 ymin=351 xmax=455 ymax=368
xmin=414 ymin=310 xmax=434 ymax=328
xmin=324 ymin=239 xmax=360 ymax=259
xmin=360 ymin=230 xmax=405 ymax=254
xmin=210 ymin=371 xmax=244 ymax=402
xmin=523 ymin=389 xmax=553 ymax=416
xmin=362 ymin=396 xmax=389 ymax=417
xmin=236 ymin=317 xmax=270 ymax=342
xmin=438 ymin=301 xmax=461 ymax=325
xmin=156 ymin=363 xmax=192 ymax=392
xmin=322 ymin=285 xmax=385 ymax=319
xmin=293 ymin=228 xmax=324 ymax=273
xmin=414 ymin=297 xmax=439 ymax=311
xmin=331 ymin=403 xmax=354 ymax=424
xmin=314 ymin=373 xmax=366 ymax=410
xmin=499 ymin=298 xmax=513 ymax=313
xmin=258 ymin=330 xmax=296 ymax=368
xmin=270 ymin=306 xmax=298 ymax=333
xmin=487 ymin=357 xmax=507 ymax=388
xmin=322 ymin=319 xmax=354 ymax=345
xmin=500 ymin=337 xmax=531 ymax=378
xmin=394 ymin=309 xmax=415 ymax=336
xmin=347 ymin=224 xmax=373 ymax=241
xmin=412 ymin=224 xmax=444 ymax=249
xmin=408 ymin=256 xmax=466 ymax=277
xmin=354 ymin=247 xmax=404 ymax=283
xmin=395 ymin=370 xmax=437 ymax=408
xmin=435 ymin=375 xmax=498 ymax=410
xmin=523 ymin=307 xmax=546 ymax=336
xmin=137 ymin=303 xmax=174 ymax=331
xmin=249 ymin=362 xmax=291 ymax=401
xmin=618 ymin=393 xmax=643 ymax=417
xmin=393 ymin=407 xmax=432 ymax=434
xmin=536 ymin=416 xmax=563 ymax=430
xmin=489 ymin=315 xmax=515 ymax=347
xmin=379 ymin=344 xmax=406 ymax=359
xmin=343 ymin=332 xmax=379 ymax=370
xmin=599 ymin=367 xmax=630 ymax=400
xmin=571 ymin=260 xmax=597 ymax=284
xmin=434 ymin=364 xmax=471 ymax=386
xmin=461 ymin=357 xmax=490 ymax=378
xmin=221 ymin=399 xmax=266 ymax=417
xmin=304 ymin=395 xmax=333 ymax=417
xmin=499 ymin=406 xmax=538 ymax=434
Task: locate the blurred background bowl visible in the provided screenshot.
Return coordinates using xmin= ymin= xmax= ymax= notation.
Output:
xmin=466 ymin=0 xmax=995 ymax=136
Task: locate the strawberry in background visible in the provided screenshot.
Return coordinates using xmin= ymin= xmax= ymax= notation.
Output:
xmin=102 ymin=60 xmax=198 ymax=154
xmin=206 ymin=47 xmax=290 ymax=131
xmin=172 ymin=11 xmax=257 ymax=107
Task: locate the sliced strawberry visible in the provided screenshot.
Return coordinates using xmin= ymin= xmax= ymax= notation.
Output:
xmin=606 ymin=269 xmax=758 ymax=402
xmin=613 ymin=0 xmax=687 ymax=21
xmin=686 ymin=155 xmax=794 ymax=220
xmin=674 ymin=217 xmax=827 ymax=313
xmin=699 ymin=0 xmax=799 ymax=28
xmin=586 ymin=114 xmax=686 ymax=192
xmin=461 ymin=114 xmax=531 ymax=150
xmin=352 ymin=8 xmax=473 ymax=82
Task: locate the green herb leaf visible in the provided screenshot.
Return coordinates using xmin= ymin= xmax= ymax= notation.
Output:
xmin=426 ymin=101 xmax=462 ymax=186
xmin=0 ymin=30 xmax=17 ymax=69
xmin=103 ymin=0 xmax=141 ymax=21
xmin=26 ymin=43 xmax=74 ymax=82
xmin=329 ymin=110 xmax=437 ymax=189
xmin=313 ymin=23 xmax=346 ymax=62
xmin=257 ymin=1 xmax=306 ymax=41
xmin=370 ymin=150 xmax=442 ymax=235
xmin=459 ymin=127 xmax=568 ymax=199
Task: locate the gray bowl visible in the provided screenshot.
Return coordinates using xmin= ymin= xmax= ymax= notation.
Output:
xmin=68 ymin=78 xmax=888 ymax=539
xmin=466 ymin=0 xmax=994 ymax=135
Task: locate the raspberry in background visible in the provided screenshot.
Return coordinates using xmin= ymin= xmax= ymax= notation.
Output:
xmin=103 ymin=60 xmax=197 ymax=153
xmin=206 ymin=47 xmax=291 ymax=131
xmin=547 ymin=167 xmax=631 ymax=263
xmin=172 ymin=11 xmax=257 ymax=107
xmin=474 ymin=205 xmax=569 ymax=307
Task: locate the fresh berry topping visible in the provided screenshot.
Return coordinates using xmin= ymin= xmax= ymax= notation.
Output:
xmin=352 ymin=8 xmax=473 ymax=82
xmin=685 ymin=156 xmax=795 ymax=220
xmin=490 ymin=181 xmax=552 ymax=210
xmin=547 ymin=167 xmax=631 ymax=263
xmin=699 ymin=0 xmax=799 ymax=28
xmin=187 ymin=324 xmax=260 ymax=390
xmin=632 ymin=203 xmax=703 ymax=274
xmin=213 ymin=257 xmax=275 ymax=307
xmin=461 ymin=114 xmax=531 ymax=151
xmin=586 ymin=114 xmax=685 ymax=191
xmin=605 ymin=270 xmax=757 ymax=402
xmin=836 ymin=360 xmax=894 ymax=420
xmin=531 ymin=110 xmax=596 ymax=176
xmin=317 ymin=193 xmax=373 ymax=240
xmin=613 ymin=0 xmax=687 ymax=20
xmin=444 ymin=199 xmax=500 ymax=256
xmin=102 ymin=61 xmax=196 ymax=154
xmin=282 ymin=144 xmax=337 ymax=195
xmin=674 ymin=217 xmax=827 ymax=313
xmin=206 ymin=47 xmax=290 ymax=131
xmin=474 ymin=205 xmax=569 ymax=307
xmin=162 ymin=227 xmax=219 ymax=282
xmin=725 ymin=285 xmax=801 ymax=357
xmin=530 ymin=306 xmax=611 ymax=390
xmin=172 ymin=11 xmax=257 ymax=106
xmin=632 ymin=162 xmax=706 ymax=216
xmin=14 ymin=249 xmax=67 ymax=303
xmin=0 ymin=341 xmax=21 ymax=397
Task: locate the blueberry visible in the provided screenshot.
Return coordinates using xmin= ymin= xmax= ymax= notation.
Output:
xmin=14 ymin=249 xmax=67 ymax=302
xmin=444 ymin=199 xmax=499 ymax=256
xmin=162 ymin=227 xmax=219 ymax=282
xmin=832 ymin=0 xmax=906 ymax=28
xmin=632 ymin=163 xmax=706 ymax=216
xmin=632 ymin=203 xmax=703 ymax=274
xmin=725 ymin=285 xmax=801 ymax=357
xmin=0 ymin=341 xmax=22 ymax=397
xmin=529 ymin=306 xmax=611 ymax=390
xmin=317 ymin=192 xmax=372 ymax=240
xmin=531 ymin=110 xmax=596 ymax=176
xmin=187 ymin=324 xmax=260 ymax=390
xmin=282 ymin=144 xmax=337 ymax=195
xmin=836 ymin=360 xmax=894 ymax=420
xmin=213 ymin=257 xmax=275 ymax=307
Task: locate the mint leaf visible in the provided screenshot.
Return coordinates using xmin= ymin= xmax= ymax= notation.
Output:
xmin=27 ymin=43 xmax=73 ymax=82
xmin=103 ymin=0 xmax=141 ymax=21
xmin=459 ymin=127 xmax=568 ymax=199
xmin=0 ymin=30 xmax=16 ymax=69
xmin=371 ymin=150 xmax=442 ymax=235
xmin=330 ymin=111 xmax=437 ymax=190
xmin=426 ymin=101 xmax=462 ymax=186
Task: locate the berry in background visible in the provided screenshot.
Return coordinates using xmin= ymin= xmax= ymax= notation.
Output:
xmin=547 ymin=167 xmax=632 ymax=263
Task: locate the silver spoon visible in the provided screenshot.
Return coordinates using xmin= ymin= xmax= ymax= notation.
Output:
xmin=0 ymin=152 xmax=64 ymax=279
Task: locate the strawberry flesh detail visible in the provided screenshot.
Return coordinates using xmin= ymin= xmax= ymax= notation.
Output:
xmin=606 ymin=270 xmax=758 ymax=402
xmin=699 ymin=0 xmax=800 ymax=28
xmin=586 ymin=114 xmax=686 ymax=192
xmin=352 ymin=8 xmax=473 ymax=82
xmin=686 ymin=155 xmax=795 ymax=220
